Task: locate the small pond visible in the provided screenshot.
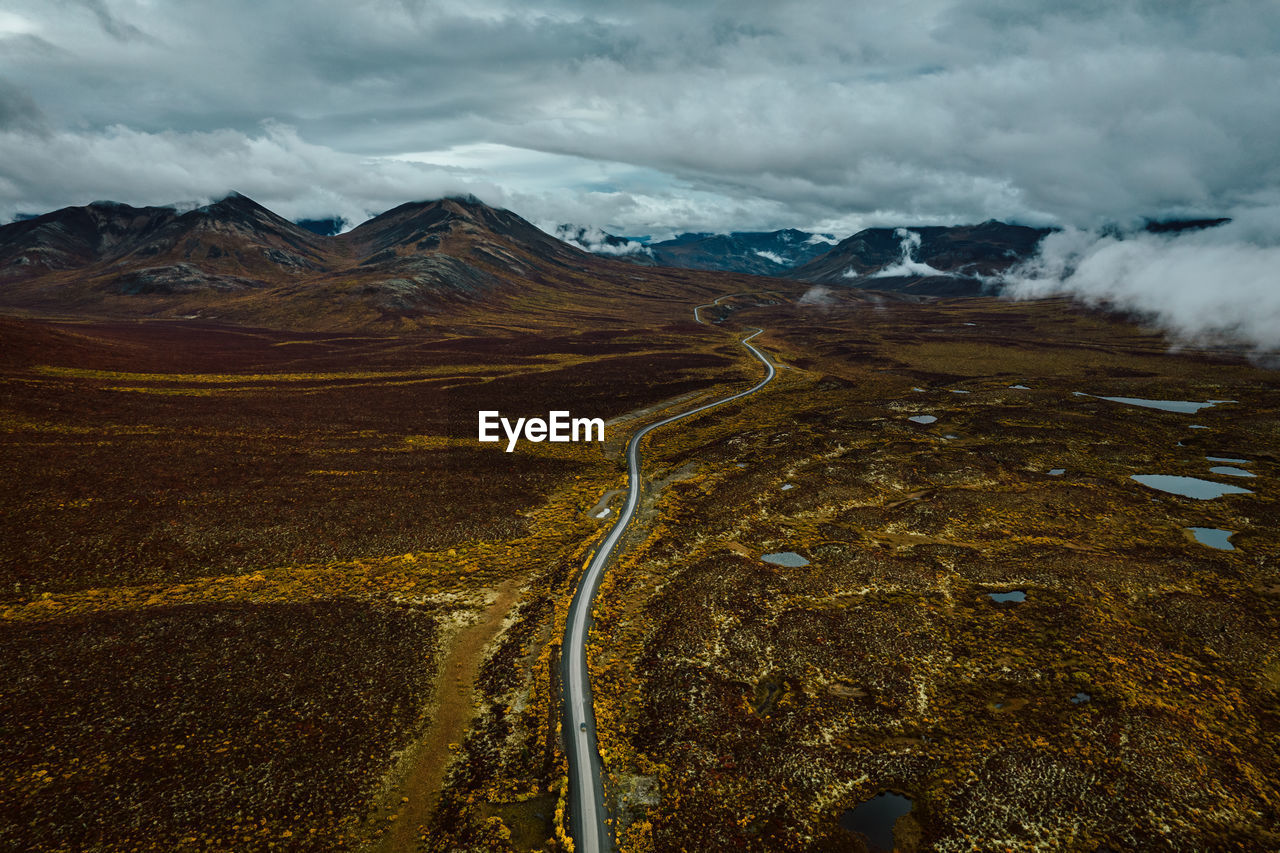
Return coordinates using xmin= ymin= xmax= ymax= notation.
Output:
xmin=1206 ymin=455 xmax=1250 ymax=464
xmin=839 ymin=792 xmax=914 ymax=853
xmin=988 ymin=590 xmax=1027 ymax=603
xmin=1187 ymin=527 xmax=1235 ymax=551
xmin=1048 ymin=468 xmax=1066 ymax=476
xmin=1070 ymin=692 xmax=1092 ymax=704
xmin=1131 ymin=474 xmax=1252 ymax=499
xmin=1209 ymin=465 xmax=1255 ymax=478
xmin=1009 ymin=384 xmax=1030 ymax=390
xmin=780 ymin=483 xmax=795 ymax=491
xmin=762 ymin=551 xmax=809 ymax=567
xmin=908 ymin=415 xmax=937 ymax=424
xmin=950 ymin=389 xmax=971 ymax=394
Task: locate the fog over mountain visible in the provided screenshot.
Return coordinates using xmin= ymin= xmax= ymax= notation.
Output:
xmin=1 ymin=1 xmax=1278 ymax=344
xmin=996 ymin=213 xmax=1280 ymax=353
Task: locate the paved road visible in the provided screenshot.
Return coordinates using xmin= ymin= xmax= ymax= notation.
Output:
xmin=561 ymin=324 xmax=776 ymax=853
xmin=692 ymin=290 xmax=783 ymax=325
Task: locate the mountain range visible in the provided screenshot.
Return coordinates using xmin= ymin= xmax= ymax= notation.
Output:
xmin=0 ymin=193 xmax=759 ymax=329
xmin=560 ymin=220 xmax=1054 ymax=295
xmin=556 ymin=226 xmax=840 ymax=276
xmin=0 ymin=193 xmax=1066 ymax=327
xmin=787 ymin=221 xmax=1054 ymax=296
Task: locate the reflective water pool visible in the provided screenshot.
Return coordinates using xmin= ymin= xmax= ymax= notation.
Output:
xmin=908 ymin=415 xmax=937 ymax=424
xmin=1131 ymin=474 xmax=1252 ymax=499
xmin=1187 ymin=527 xmax=1236 ymax=550
xmin=1077 ymin=394 xmax=1232 ymax=413
xmin=761 ymin=551 xmax=809 ymax=567
xmin=839 ymin=793 xmax=913 ymax=852
xmin=1209 ymin=466 xmax=1255 ymax=478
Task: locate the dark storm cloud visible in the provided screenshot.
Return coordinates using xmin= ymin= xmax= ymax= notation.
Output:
xmin=66 ymin=0 xmax=151 ymax=41
xmin=0 ymin=0 xmax=1278 ymax=238
xmin=0 ymin=79 xmax=48 ymax=134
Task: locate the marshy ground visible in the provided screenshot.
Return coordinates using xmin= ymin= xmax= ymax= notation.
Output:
xmin=0 ymin=316 xmax=747 ymax=851
xmin=586 ymin=294 xmax=1280 ymax=852
xmin=1 ymin=293 xmax=1277 ymax=851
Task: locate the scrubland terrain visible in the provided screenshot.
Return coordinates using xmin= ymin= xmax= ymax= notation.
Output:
xmin=0 ymin=312 xmax=753 ymax=851
xmin=2 ymin=288 xmax=1277 ymax=852
xmin=584 ymin=294 xmax=1280 ymax=852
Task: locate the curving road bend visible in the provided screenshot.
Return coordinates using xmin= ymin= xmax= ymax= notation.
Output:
xmin=692 ymin=291 xmax=782 ymax=325
xmin=561 ymin=322 xmax=776 ymax=853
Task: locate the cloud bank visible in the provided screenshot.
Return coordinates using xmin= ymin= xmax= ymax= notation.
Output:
xmin=1 ymin=0 xmax=1278 ymax=237
xmin=996 ymin=211 xmax=1280 ymax=353
xmin=0 ymin=122 xmax=500 ymax=229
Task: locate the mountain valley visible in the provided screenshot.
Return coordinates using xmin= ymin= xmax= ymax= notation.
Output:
xmin=1 ymin=196 xmax=1276 ymax=853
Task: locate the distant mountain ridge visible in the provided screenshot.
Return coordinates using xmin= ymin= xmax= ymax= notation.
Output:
xmin=555 ymin=219 xmax=1053 ymax=293
xmin=2 ymin=200 xmax=185 ymax=273
xmin=555 ymin=217 xmax=1235 ymax=295
xmin=0 ymin=192 xmax=738 ymax=328
xmin=560 ymin=225 xmax=838 ymax=275
xmin=787 ymin=221 xmax=1054 ymax=296
xmin=554 ymin=225 xmax=655 ymax=263
xmin=647 ymin=229 xmax=838 ymax=275
xmin=0 ymin=193 xmax=332 ymax=289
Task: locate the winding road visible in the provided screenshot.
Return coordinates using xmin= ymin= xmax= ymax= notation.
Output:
xmin=561 ymin=304 xmax=776 ymax=853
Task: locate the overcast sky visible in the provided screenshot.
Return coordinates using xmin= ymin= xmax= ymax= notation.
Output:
xmin=2 ymin=0 xmax=1279 ymax=239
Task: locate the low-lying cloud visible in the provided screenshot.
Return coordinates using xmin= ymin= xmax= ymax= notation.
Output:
xmin=995 ymin=210 xmax=1280 ymax=353
xmin=554 ymin=224 xmax=650 ymax=256
xmin=796 ymin=285 xmax=835 ymax=310
xmin=753 ymin=249 xmax=789 ymax=265
xmin=862 ymin=228 xmax=948 ymax=279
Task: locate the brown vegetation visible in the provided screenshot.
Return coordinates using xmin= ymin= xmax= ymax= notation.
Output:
xmin=0 ymin=599 xmax=439 ymax=852
xmin=582 ymin=294 xmax=1280 ymax=852
xmin=3 ymin=285 xmax=1278 ymax=852
xmin=0 ymin=304 xmax=752 ymax=851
